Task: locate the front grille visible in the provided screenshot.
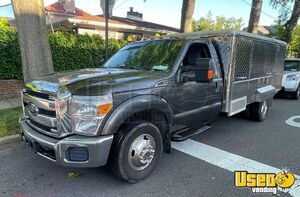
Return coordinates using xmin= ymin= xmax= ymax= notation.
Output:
xmin=25 ymin=89 xmax=51 ymax=100
xmin=28 ymin=119 xmax=56 ymax=133
xmin=39 ymin=108 xmax=56 ymax=117
xmin=22 ymin=90 xmax=60 ymax=138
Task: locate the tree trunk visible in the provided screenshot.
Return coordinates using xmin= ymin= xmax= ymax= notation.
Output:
xmin=285 ymin=0 xmax=300 ymax=44
xmin=11 ymin=0 xmax=54 ymax=81
xmin=247 ymin=0 xmax=263 ymax=33
xmin=180 ymin=0 xmax=196 ymax=33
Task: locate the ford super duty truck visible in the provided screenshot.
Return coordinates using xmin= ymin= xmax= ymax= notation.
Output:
xmin=20 ymin=31 xmax=286 ymax=183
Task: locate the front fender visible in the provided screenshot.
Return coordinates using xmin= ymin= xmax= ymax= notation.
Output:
xmin=100 ymin=95 xmax=174 ymax=135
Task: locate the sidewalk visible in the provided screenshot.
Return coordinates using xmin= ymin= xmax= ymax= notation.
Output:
xmin=0 ymin=97 xmax=22 ymax=110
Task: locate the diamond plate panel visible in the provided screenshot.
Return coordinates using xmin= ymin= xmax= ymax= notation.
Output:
xmin=234 ymin=37 xmax=252 ymax=81
xmin=194 ymin=31 xmax=286 ymax=114
xmin=250 ymin=41 xmax=275 ymax=78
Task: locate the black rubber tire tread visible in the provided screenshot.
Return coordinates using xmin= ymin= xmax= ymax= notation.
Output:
xmin=247 ymin=100 xmax=269 ymax=122
xmin=109 ymin=121 xmax=163 ymax=183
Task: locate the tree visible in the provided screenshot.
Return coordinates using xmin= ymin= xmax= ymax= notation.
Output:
xmin=11 ymin=0 xmax=54 ymax=81
xmin=248 ymin=0 xmax=263 ymax=33
xmin=288 ymin=25 xmax=300 ymax=57
xmin=181 ymin=0 xmax=196 ymax=32
xmin=284 ymin=0 xmax=300 ymax=44
xmin=0 ymin=18 xmax=10 ymax=29
xmin=270 ymin=0 xmax=300 ymax=44
xmin=193 ymin=12 xmax=244 ymax=31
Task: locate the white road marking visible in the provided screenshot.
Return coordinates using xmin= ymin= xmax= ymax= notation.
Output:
xmin=172 ymin=139 xmax=300 ymax=196
xmin=286 ymin=116 xmax=300 ymax=128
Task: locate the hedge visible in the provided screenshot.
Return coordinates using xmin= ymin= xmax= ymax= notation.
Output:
xmin=0 ymin=29 xmax=128 ymax=80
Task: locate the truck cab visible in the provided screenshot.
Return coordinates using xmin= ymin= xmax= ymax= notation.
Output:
xmin=20 ymin=31 xmax=286 ymax=183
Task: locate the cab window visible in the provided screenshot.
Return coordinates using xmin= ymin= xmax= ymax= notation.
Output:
xmin=180 ymin=43 xmax=215 ymax=82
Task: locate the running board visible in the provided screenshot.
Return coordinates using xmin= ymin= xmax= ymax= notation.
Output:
xmin=171 ymin=125 xmax=213 ymax=142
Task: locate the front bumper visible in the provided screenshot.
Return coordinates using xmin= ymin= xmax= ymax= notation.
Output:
xmin=281 ymin=81 xmax=299 ymax=92
xmin=19 ymin=117 xmax=113 ymax=168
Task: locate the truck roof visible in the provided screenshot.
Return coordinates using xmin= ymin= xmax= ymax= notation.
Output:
xmin=179 ymin=30 xmax=287 ymax=46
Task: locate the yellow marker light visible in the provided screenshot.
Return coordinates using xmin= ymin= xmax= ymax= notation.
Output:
xmin=98 ymin=103 xmax=113 ymax=115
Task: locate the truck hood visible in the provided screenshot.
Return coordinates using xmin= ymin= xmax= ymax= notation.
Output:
xmin=25 ymin=68 xmax=170 ymax=96
xmin=283 ymin=71 xmax=300 ymax=76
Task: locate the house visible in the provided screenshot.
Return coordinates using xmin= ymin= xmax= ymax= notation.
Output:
xmin=242 ymin=25 xmax=277 ymax=36
xmin=45 ymin=0 xmax=180 ymax=40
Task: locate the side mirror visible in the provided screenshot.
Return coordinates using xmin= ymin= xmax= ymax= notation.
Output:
xmin=182 ymin=58 xmax=214 ymax=83
xmin=196 ymin=58 xmax=214 ymax=83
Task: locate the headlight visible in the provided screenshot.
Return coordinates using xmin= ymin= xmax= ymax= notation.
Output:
xmin=70 ymin=94 xmax=113 ymax=136
xmin=286 ymin=74 xmax=297 ymax=81
xmin=56 ymin=87 xmax=72 ymax=133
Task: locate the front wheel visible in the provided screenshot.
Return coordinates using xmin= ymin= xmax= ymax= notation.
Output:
xmin=109 ymin=121 xmax=163 ymax=183
xmin=247 ymin=100 xmax=269 ymax=122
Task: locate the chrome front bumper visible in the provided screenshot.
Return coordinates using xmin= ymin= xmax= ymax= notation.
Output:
xmin=19 ymin=117 xmax=113 ymax=168
xmin=282 ymin=81 xmax=299 ymax=92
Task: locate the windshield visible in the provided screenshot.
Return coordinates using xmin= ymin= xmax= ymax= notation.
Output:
xmin=103 ymin=40 xmax=185 ymax=72
xmin=284 ymin=60 xmax=300 ymax=71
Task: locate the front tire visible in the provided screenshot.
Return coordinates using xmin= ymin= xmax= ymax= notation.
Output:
xmin=247 ymin=100 xmax=269 ymax=122
xmin=109 ymin=121 xmax=163 ymax=183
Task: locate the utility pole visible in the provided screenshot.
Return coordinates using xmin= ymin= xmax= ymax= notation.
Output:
xmin=105 ymin=0 xmax=109 ymax=61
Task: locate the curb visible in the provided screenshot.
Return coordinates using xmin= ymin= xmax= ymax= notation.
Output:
xmin=0 ymin=134 xmax=22 ymax=145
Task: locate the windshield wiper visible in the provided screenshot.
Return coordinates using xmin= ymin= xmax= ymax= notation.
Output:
xmin=119 ymin=66 xmax=147 ymax=71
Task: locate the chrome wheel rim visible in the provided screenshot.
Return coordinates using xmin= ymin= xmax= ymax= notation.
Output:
xmin=297 ymin=88 xmax=300 ymax=97
xmin=128 ymin=134 xmax=156 ymax=171
xmin=261 ymin=101 xmax=268 ymax=116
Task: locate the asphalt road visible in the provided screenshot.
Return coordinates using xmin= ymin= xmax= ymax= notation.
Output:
xmin=1 ymin=97 xmax=299 ymax=197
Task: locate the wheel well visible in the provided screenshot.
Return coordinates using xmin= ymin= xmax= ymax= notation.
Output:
xmin=121 ymin=109 xmax=169 ymax=136
xmin=115 ymin=109 xmax=172 ymax=153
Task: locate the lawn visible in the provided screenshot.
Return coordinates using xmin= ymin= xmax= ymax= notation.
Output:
xmin=0 ymin=107 xmax=22 ymax=137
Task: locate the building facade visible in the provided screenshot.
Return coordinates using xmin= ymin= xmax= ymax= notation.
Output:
xmin=45 ymin=0 xmax=180 ymax=40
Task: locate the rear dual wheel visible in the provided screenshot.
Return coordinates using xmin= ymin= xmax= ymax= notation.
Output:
xmin=109 ymin=121 xmax=163 ymax=183
xmin=247 ymin=100 xmax=269 ymax=122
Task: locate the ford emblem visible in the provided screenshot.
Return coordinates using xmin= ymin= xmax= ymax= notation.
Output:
xmin=28 ymin=103 xmax=39 ymax=116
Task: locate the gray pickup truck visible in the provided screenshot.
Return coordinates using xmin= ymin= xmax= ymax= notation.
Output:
xmin=20 ymin=31 xmax=286 ymax=183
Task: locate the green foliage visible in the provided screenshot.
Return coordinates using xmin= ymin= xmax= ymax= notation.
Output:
xmin=0 ymin=30 xmax=127 ymax=80
xmin=269 ymin=0 xmax=292 ymax=27
xmin=67 ymin=172 xmax=81 ymax=179
xmin=0 ymin=107 xmax=22 ymax=137
xmin=0 ymin=18 xmax=10 ymax=29
xmin=289 ymin=25 xmax=300 ymax=57
xmin=271 ymin=24 xmax=286 ymax=40
xmin=193 ymin=12 xmax=244 ymax=32
xmin=0 ymin=28 xmax=22 ymax=80
xmin=271 ymin=24 xmax=300 ymax=57
xmin=269 ymin=0 xmax=290 ymax=9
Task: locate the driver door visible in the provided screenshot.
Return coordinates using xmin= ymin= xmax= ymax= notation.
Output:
xmin=171 ymin=41 xmax=222 ymax=130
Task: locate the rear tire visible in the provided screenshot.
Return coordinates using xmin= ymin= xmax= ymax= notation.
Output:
xmin=247 ymin=100 xmax=269 ymax=122
xmin=109 ymin=121 xmax=163 ymax=183
xmin=291 ymin=85 xmax=300 ymax=100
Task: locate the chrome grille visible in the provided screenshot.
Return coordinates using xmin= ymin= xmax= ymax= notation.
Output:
xmin=22 ymin=90 xmax=60 ymax=138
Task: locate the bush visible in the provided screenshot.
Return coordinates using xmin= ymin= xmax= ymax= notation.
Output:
xmin=0 ymin=28 xmax=22 ymax=80
xmin=0 ymin=30 xmax=128 ymax=80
